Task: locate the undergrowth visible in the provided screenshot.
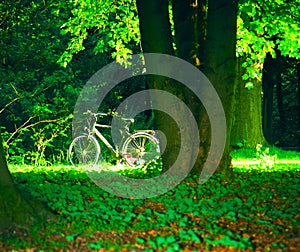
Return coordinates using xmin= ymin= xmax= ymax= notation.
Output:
xmin=1 ymin=148 xmax=300 ymax=251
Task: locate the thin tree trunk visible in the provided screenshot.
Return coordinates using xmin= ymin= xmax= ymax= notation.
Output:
xmin=297 ymin=60 xmax=300 ymax=149
xmin=276 ymin=73 xmax=286 ymax=135
xmin=197 ymin=0 xmax=207 ymax=68
xmin=262 ymin=53 xmax=276 ymax=144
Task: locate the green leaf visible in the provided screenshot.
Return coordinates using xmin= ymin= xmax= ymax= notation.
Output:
xmin=242 ymin=73 xmax=249 ymax=80
xmin=136 ymin=237 xmax=146 ymax=244
xmin=245 ymin=82 xmax=254 ymax=90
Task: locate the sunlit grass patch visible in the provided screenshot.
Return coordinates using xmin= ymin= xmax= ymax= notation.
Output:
xmin=231 ymin=146 xmax=300 ymax=171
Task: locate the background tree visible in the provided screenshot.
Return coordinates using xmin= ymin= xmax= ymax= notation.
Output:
xmin=262 ymin=52 xmax=278 ymax=144
xmin=235 ymin=0 xmax=300 ymax=148
xmin=298 ymin=60 xmax=300 ymax=145
xmin=271 ymin=56 xmax=300 ymax=149
xmin=231 ymin=56 xmax=266 ymax=148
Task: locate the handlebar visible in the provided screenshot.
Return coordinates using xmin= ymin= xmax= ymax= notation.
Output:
xmin=84 ymin=110 xmax=134 ymax=123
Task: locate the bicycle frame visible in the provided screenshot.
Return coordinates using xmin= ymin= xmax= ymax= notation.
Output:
xmin=92 ymin=123 xmax=117 ymax=155
xmin=84 ymin=111 xmax=157 ymax=158
xmin=89 ymin=118 xmax=132 ymax=157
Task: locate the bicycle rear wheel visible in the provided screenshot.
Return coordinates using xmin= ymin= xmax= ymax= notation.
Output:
xmin=68 ymin=135 xmax=100 ymax=167
xmin=122 ymin=132 xmax=160 ymax=167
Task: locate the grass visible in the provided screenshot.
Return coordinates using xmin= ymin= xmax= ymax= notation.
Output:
xmin=1 ymin=147 xmax=300 ymax=251
xmin=231 ymin=146 xmax=300 ymax=171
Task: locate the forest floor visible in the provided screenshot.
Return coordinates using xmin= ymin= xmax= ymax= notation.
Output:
xmin=1 ymin=148 xmax=300 ymax=251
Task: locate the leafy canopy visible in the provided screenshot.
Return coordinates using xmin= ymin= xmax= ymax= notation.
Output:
xmin=58 ymin=0 xmax=140 ymax=67
xmin=237 ymin=0 xmax=300 ymax=88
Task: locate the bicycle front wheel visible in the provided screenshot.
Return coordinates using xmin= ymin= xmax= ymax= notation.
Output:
xmin=122 ymin=132 xmax=160 ymax=167
xmin=68 ymin=135 xmax=100 ymax=167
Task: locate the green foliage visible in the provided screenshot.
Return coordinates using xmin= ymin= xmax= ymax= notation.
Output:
xmin=58 ymin=0 xmax=140 ymax=67
xmin=255 ymin=144 xmax=277 ymax=169
xmin=120 ymin=159 xmax=163 ymax=179
xmin=237 ymin=0 xmax=300 ymax=86
xmin=233 ymin=138 xmax=247 ymax=149
xmin=0 ymin=0 xmax=78 ymax=165
xmin=2 ymin=161 xmax=300 ymax=250
xmin=1 ymin=0 xmax=139 ymax=165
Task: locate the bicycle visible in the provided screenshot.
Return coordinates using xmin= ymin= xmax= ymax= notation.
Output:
xmin=68 ymin=110 xmax=160 ymax=168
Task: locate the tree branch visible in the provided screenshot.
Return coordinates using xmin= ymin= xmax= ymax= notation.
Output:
xmin=0 ymin=96 xmax=24 ymax=115
xmin=5 ymin=117 xmax=63 ymax=145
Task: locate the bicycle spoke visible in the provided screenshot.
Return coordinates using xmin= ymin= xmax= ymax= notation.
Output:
xmin=122 ymin=133 xmax=160 ymax=167
xmin=68 ymin=135 xmax=100 ymax=167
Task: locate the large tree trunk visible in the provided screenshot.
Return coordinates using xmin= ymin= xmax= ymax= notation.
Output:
xmin=171 ymin=0 xmax=238 ymax=177
xmin=0 ymin=134 xmax=20 ymax=229
xmin=231 ymin=57 xmax=266 ymax=148
xmin=171 ymin=0 xmax=206 ymax=175
xmin=136 ymin=0 xmax=182 ymax=171
xmin=172 ymin=0 xmax=207 ymax=69
xmin=0 ymin=136 xmax=15 ymax=187
xmin=136 ymin=0 xmax=237 ymax=177
xmin=136 ymin=0 xmax=174 ymax=55
xmin=0 ymin=134 xmax=54 ymax=236
xmin=172 ymin=0 xmax=199 ymax=65
xmin=197 ymin=0 xmax=238 ymax=174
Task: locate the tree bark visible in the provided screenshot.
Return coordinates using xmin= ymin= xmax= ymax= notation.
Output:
xmin=136 ymin=0 xmax=238 ymax=176
xmin=136 ymin=0 xmax=182 ymax=171
xmin=0 ymin=135 xmax=15 ymax=187
xmin=136 ymin=0 xmax=174 ymax=55
xmin=197 ymin=0 xmax=207 ymax=67
xmin=198 ymin=0 xmax=238 ymax=174
xmin=0 ymin=134 xmax=20 ymax=229
xmin=171 ymin=0 xmax=207 ymax=175
xmin=297 ymin=60 xmax=300 ymax=148
xmin=231 ymin=57 xmax=266 ymax=148
xmin=172 ymin=0 xmax=199 ymax=65
xmin=170 ymin=0 xmax=238 ymax=177
xmin=0 ymin=134 xmax=55 ymax=236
